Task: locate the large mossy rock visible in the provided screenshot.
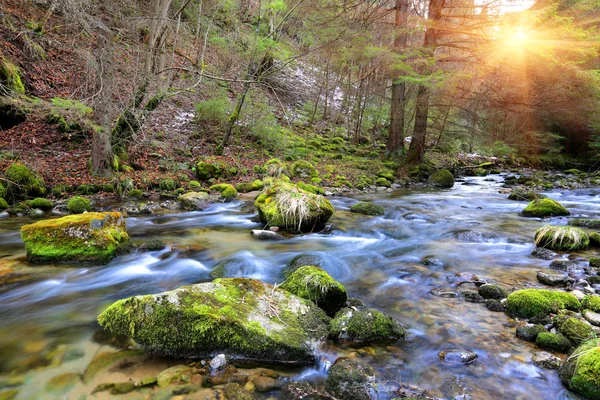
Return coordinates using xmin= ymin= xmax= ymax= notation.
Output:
xmin=179 ymin=191 xmax=211 ymax=211
xmin=325 ymin=359 xmax=375 ymax=400
xmin=4 ymin=163 xmax=46 ymax=202
xmin=521 ymin=198 xmax=570 ymax=218
xmin=508 ymin=189 xmax=546 ymax=201
xmin=428 ymin=169 xmax=454 ymax=188
xmin=559 ymin=338 xmax=600 ymax=399
xmin=254 ymin=181 xmax=334 ymax=233
xmin=21 ymin=212 xmax=132 ymax=263
xmin=280 ymin=266 xmax=347 ymax=317
xmin=97 ymin=278 xmax=330 ymax=364
xmin=534 ymin=226 xmax=590 ymax=251
xmin=506 ymin=289 xmax=580 ymax=319
xmin=350 ymin=202 xmax=385 ymax=216
xmin=329 ymin=307 xmax=405 ymax=343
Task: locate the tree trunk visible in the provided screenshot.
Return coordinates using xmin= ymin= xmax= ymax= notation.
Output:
xmin=387 ymin=0 xmax=408 ymax=155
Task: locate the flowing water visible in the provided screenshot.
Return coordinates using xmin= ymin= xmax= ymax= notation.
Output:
xmin=1 ymin=175 xmax=599 ymax=399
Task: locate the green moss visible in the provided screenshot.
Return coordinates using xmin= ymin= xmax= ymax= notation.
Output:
xmin=0 ymin=198 xmax=8 ymax=210
xmin=508 ymin=189 xmax=545 ymax=201
xmin=534 ymin=226 xmax=589 ymax=251
xmin=83 ymin=350 xmax=145 ymax=383
xmin=251 ymin=180 xmax=264 ymax=190
xmin=506 ymin=289 xmax=580 ymax=318
xmin=45 ymin=372 xmax=80 ymax=394
xmin=235 ymin=182 xmax=255 ymax=193
xmin=522 ymin=198 xmax=570 ymax=217
xmin=582 ymin=296 xmax=600 ymax=312
xmin=51 ymin=184 xmax=68 ymax=197
xmin=0 ymin=58 xmax=25 ymax=94
xmin=559 ymin=317 xmax=592 ymax=345
xmin=127 ymin=189 xmax=143 ymax=200
xmin=21 ymin=212 xmax=132 ymax=263
xmin=210 ymin=183 xmax=237 ymax=201
xmin=254 ymin=181 xmax=334 ymax=233
xmin=159 ymin=178 xmax=177 ymax=191
xmin=375 ymin=177 xmax=390 ymax=188
xmin=559 ymin=338 xmax=600 ymax=399
xmin=350 ymin=202 xmax=385 ymax=216
xmin=67 ymin=196 xmax=92 ymax=214
xmin=325 ymin=359 xmax=374 ymax=400
xmin=280 ymin=266 xmax=347 ymax=317
xmin=196 ymin=162 xmax=221 ymax=181
xmin=263 ymin=158 xmax=288 ymax=177
xmin=535 ymin=332 xmax=572 ymax=353
xmin=329 ymin=307 xmax=405 ymax=342
xmin=27 ymin=198 xmax=53 ymax=210
xmin=377 ymin=169 xmax=394 ymax=182
xmin=291 ymin=160 xmax=318 ymax=178
xmin=0 ymin=389 xmax=19 ymax=400
xmin=590 ymin=258 xmax=600 ymax=269
xmin=0 ymin=183 xmax=5 ymax=199
xmin=189 ymin=180 xmax=202 ymax=191
xmin=140 ymin=240 xmax=166 ymax=251
xmin=569 ymin=219 xmax=600 ymax=230
xmin=297 ymin=181 xmax=324 ymax=195
xmin=589 ymin=232 xmax=600 ymax=247
xmin=473 ymin=167 xmax=487 ymax=176
xmin=97 ymin=278 xmax=330 ymax=363
xmin=4 ymin=163 xmax=46 ymax=201
xmin=428 ymin=169 xmax=454 ymax=188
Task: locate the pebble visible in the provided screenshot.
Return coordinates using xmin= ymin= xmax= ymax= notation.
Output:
xmin=536 ymin=271 xmax=569 ymax=286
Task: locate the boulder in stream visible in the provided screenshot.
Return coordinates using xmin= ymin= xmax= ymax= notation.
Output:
xmin=559 ymin=338 xmax=600 ymax=398
xmin=325 ymin=359 xmax=375 ymax=400
xmin=179 ymin=191 xmax=211 ymax=211
xmin=438 ymin=349 xmax=478 ymax=364
xmin=506 ymin=289 xmax=580 ymax=319
xmin=97 ymin=278 xmax=330 ymax=364
xmin=428 ymin=169 xmax=455 ymax=188
xmin=251 ymin=229 xmax=284 ymax=241
xmin=521 ymin=198 xmax=570 ymax=218
xmin=21 ymin=212 xmax=132 ymax=263
xmin=329 ymin=307 xmax=405 ymax=343
xmin=350 ymin=202 xmax=385 ymax=216
xmin=534 ymin=226 xmax=589 ymax=251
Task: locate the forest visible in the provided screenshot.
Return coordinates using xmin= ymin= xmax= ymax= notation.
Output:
xmin=1 ymin=0 xmax=600 ymax=399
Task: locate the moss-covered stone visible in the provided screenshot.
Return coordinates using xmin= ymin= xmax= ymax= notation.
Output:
xmin=506 ymin=289 xmax=580 ymax=319
xmin=139 ymin=240 xmax=166 ymax=251
xmin=195 ymin=162 xmax=221 ymax=181
xmin=235 ymin=182 xmax=254 ymax=193
xmin=4 ymin=163 xmax=46 ymax=202
xmin=67 ymin=196 xmax=92 ymax=214
xmin=283 ymin=253 xmax=327 ymax=278
xmin=534 ymin=226 xmax=589 ymax=251
xmin=254 ymin=181 xmax=334 ymax=233
xmin=0 ymin=183 xmax=6 ymax=199
xmin=329 ymin=307 xmax=405 ymax=343
xmin=516 ymin=323 xmax=547 ymax=342
xmin=569 ymin=219 xmax=600 ymax=230
xmin=0 ymin=58 xmax=25 ymax=94
xmin=27 ymin=198 xmax=53 ymax=210
xmin=473 ymin=167 xmax=487 ymax=176
xmin=156 ymin=365 xmax=191 ymax=387
xmin=252 ymin=180 xmax=264 ymax=191
xmin=589 ymin=232 xmax=600 ymax=247
xmin=297 ymin=181 xmax=324 ymax=195
xmin=189 ymin=180 xmax=202 ymax=191
xmin=559 ymin=338 xmax=600 ymax=399
xmin=210 ymin=183 xmax=237 ymax=202
xmin=21 ymin=212 xmax=132 ymax=263
xmin=97 ymin=278 xmax=330 ymax=364
xmin=375 ymin=177 xmax=391 ymax=188
xmin=325 ymin=359 xmax=374 ymax=400
xmin=263 ymin=158 xmax=288 ymax=177
xmin=478 ymin=284 xmax=508 ymax=300
xmin=159 ymin=178 xmax=177 ymax=191
xmin=127 ymin=189 xmax=143 ymax=200
xmin=428 ymin=169 xmax=454 ymax=188
xmin=535 ymin=332 xmax=572 ymax=353
xmin=280 ymin=266 xmax=347 ymax=317
xmin=0 ymin=198 xmax=8 ymax=210
xmin=291 ymin=160 xmax=318 ymax=178
xmin=45 ymin=372 xmax=80 ymax=394
xmin=522 ymin=198 xmax=570 ymax=218
xmin=590 ymin=258 xmax=600 ymax=269
xmin=582 ymin=296 xmax=600 ymax=313
xmin=350 ymin=202 xmax=385 ymax=216
xmin=179 ymin=191 xmax=210 ymax=211
xmin=508 ymin=189 xmax=546 ymax=201
xmin=378 ymin=169 xmax=395 ymax=182
xmin=559 ymin=317 xmax=592 ymax=345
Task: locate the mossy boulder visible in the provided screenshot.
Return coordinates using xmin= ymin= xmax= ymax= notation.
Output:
xmin=506 ymin=289 xmax=580 ymax=319
xmin=589 ymin=232 xmax=600 ymax=247
xmin=350 ymin=202 xmax=385 ymax=216
xmin=126 ymin=189 xmax=143 ymax=200
xmin=569 ymin=219 xmax=600 ymax=230
xmin=4 ymin=163 xmax=46 ymax=202
xmin=291 ymin=160 xmax=318 ymax=178
xmin=535 ymin=332 xmax=572 ymax=353
xmin=428 ymin=169 xmax=454 ymax=188
xmin=478 ymin=284 xmax=508 ymax=300
xmin=97 ymin=278 xmax=330 ymax=364
xmin=280 ymin=266 xmax=347 ymax=317
xmin=558 ymin=318 xmax=592 ymax=345
xmin=559 ymin=338 xmax=600 ymax=399
xmin=21 ymin=212 xmax=132 ymax=263
xmin=67 ymin=196 xmax=92 ymax=214
xmin=473 ymin=167 xmax=487 ymax=176
xmin=179 ymin=191 xmax=211 ymax=211
xmin=325 ymin=359 xmax=375 ymax=400
xmin=522 ymin=198 xmax=570 ymax=218
xmin=582 ymin=296 xmax=600 ymax=313
xmin=329 ymin=307 xmax=405 ymax=343
xmin=263 ymin=159 xmax=288 ymax=177
xmin=516 ymin=323 xmax=547 ymax=342
xmin=27 ymin=198 xmax=53 ymax=210
xmin=210 ymin=183 xmax=237 ymax=202
xmin=254 ymin=181 xmax=334 ymax=233
xmin=0 ymin=58 xmax=25 ymax=94
xmin=508 ymin=189 xmax=546 ymax=201
xmin=534 ymin=226 xmax=589 ymax=251
xmin=235 ymin=182 xmax=254 ymax=193
xmin=375 ymin=177 xmax=391 ymax=188
xmin=196 ymin=162 xmax=221 ymax=181
xmin=0 ymin=198 xmax=8 ymax=210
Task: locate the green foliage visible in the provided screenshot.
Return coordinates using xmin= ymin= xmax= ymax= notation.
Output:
xmin=195 ymin=97 xmax=231 ymax=125
xmin=67 ymin=196 xmax=92 ymax=214
xmin=159 ymin=179 xmax=177 ymax=191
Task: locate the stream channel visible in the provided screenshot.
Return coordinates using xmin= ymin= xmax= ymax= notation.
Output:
xmin=1 ymin=175 xmax=599 ymax=399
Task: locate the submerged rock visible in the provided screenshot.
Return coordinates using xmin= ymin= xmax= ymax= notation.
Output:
xmin=97 ymin=278 xmax=330 ymax=364
xmin=521 ymin=198 xmax=570 ymax=218
xmin=21 ymin=212 xmax=132 ymax=264
xmin=329 ymin=307 xmax=405 ymax=343
xmin=251 ymin=229 xmax=284 ymax=241
xmin=350 ymin=202 xmax=385 ymax=216
xmin=325 ymin=359 xmax=374 ymax=400
xmin=281 ymin=381 xmax=329 ymax=399
xmin=438 ymin=349 xmax=478 ymax=364
xmin=531 ymin=247 xmax=558 ymax=260
xmin=559 ymin=338 xmax=600 ymax=398
xmin=254 ymin=181 xmax=334 ymax=233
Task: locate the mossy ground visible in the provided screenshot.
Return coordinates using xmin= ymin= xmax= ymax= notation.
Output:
xmin=506 ymin=289 xmax=580 ymax=318
xmin=21 ymin=212 xmax=131 ymax=263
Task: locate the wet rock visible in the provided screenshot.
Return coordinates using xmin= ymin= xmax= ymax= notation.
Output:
xmin=251 ymin=229 xmax=284 ymax=241
xmin=516 ymin=324 xmax=547 ymax=342
xmin=222 ymin=383 xmax=253 ymax=400
xmin=329 ymin=307 xmax=405 ymax=343
xmin=252 ymin=376 xmax=281 ymax=392
xmin=521 ymin=198 xmax=570 ymax=218
xmin=421 ymin=257 xmax=443 ymax=267
xmin=438 ymin=350 xmax=478 ymax=365
xmin=485 ymin=299 xmax=505 ymax=312
xmin=45 ymin=372 xmax=80 ymax=394
xmin=281 ymin=381 xmax=329 ymax=399
xmin=478 ymin=284 xmax=508 ymax=300
xmin=455 ymin=230 xmax=484 ymax=243
xmin=460 ymin=291 xmax=485 ymax=303
xmin=97 ymin=278 xmax=330 ymax=364
xmin=571 ymin=290 xmax=586 ymax=301
xmin=209 ymin=354 xmax=228 ymax=375
xmin=532 ymin=352 xmax=561 ymax=369
xmin=508 ymin=189 xmax=545 ymax=201
xmin=157 ymin=365 xmax=192 ymax=387
xmin=83 ymin=350 xmax=145 ymax=383
xmin=325 ymin=359 xmax=375 ymax=400
xmin=537 ymin=271 xmax=569 ymax=286
xmin=550 ymin=261 xmax=579 ymax=272
xmin=531 ymin=247 xmax=557 ymax=260
xmin=583 ymin=310 xmax=600 ymax=327
xmin=139 ymin=239 xmax=166 ymax=251
xmin=110 ymin=382 xmax=136 ymax=395
xmin=179 ymin=191 xmax=211 ymax=211
xmin=430 ymin=288 xmax=458 ymax=298
xmin=558 ymin=338 xmax=600 ymax=398
xmin=428 ymin=169 xmax=455 ymax=188
xmin=350 ymin=202 xmax=385 ymax=216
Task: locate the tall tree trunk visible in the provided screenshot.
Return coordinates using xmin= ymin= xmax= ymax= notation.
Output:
xmin=407 ymin=0 xmax=444 ymax=163
xmin=387 ymin=0 xmax=408 ymax=155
